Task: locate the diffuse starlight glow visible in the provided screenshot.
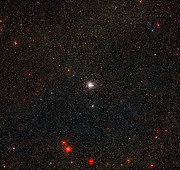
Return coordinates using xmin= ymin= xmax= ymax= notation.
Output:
xmin=1 ymin=0 xmax=178 ymax=169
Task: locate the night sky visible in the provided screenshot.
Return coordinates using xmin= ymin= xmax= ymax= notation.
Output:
xmin=1 ymin=0 xmax=180 ymax=169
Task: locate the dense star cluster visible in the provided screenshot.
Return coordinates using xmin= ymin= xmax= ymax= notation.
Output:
xmin=1 ymin=0 xmax=179 ymax=169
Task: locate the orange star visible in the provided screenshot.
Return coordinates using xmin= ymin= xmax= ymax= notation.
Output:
xmin=65 ymin=146 xmax=72 ymax=153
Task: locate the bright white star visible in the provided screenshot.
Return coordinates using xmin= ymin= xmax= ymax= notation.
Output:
xmin=86 ymin=81 xmax=96 ymax=90
xmin=88 ymin=82 xmax=94 ymax=88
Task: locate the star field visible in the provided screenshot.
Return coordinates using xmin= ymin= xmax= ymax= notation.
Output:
xmin=1 ymin=0 xmax=179 ymax=169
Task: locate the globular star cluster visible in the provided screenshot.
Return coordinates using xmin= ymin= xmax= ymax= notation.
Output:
xmin=1 ymin=0 xmax=179 ymax=169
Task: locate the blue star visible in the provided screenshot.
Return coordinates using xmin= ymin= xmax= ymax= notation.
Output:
xmin=72 ymin=72 xmax=76 ymax=77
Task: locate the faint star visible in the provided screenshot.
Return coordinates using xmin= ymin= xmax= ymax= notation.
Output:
xmin=13 ymin=40 xmax=18 ymax=46
xmin=91 ymin=104 xmax=95 ymax=108
xmin=22 ymin=97 xmax=27 ymax=101
xmin=35 ymin=90 xmax=40 ymax=94
xmin=106 ymin=163 xmax=110 ymax=166
xmin=150 ymin=163 xmax=155 ymax=168
xmin=38 ymin=77 xmax=43 ymax=82
xmin=155 ymin=128 xmax=160 ymax=133
xmin=12 ymin=146 xmax=16 ymax=150
xmin=27 ymin=72 xmax=32 ymax=77
xmin=126 ymin=158 xmax=131 ymax=163
xmin=156 ymin=22 xmax=161 ymax=28
xmin=72 ymin=72 xmax=76 ymax=77
xmin=2 ymin=164 xmax=7 ymax=169
xmin=164 ymin=129 xmax=168 ymax=133
xmin=154 ymin=135 xmax=159 ymax=140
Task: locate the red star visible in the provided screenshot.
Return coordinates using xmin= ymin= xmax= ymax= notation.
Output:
xmin=156 ymin=22 xmax=161 ymax=28
xmin=126 ymin=158 xmax=131 ymax=163
xmin=35 ymin=90 xmax=40 ymax=94
xmin=38 ymin=77 xmax=43 ymax=82
xmin=13 ymin=40 xmax=18 ymax=46
xmin=150 ymin=163 xmax=155 ymax=168
xmin=65 ymin=146 xmax=72 ymax=153
xmin=154 ymin=135 xmax=159 ymax=140
xmin=155 ymin=128 xmax=160 ymax=133
xmin=88 ymin=158 xmax=94 ymax=165
xmin=61 ymin=140 xmax=66 ymax=146
xmin=22 ymin=97 xmax=27 ymax=101
xmin=2 ymin=164 xmax=7 ymax=169
xmin=27 ymin=72 xmax=32 ymax=77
